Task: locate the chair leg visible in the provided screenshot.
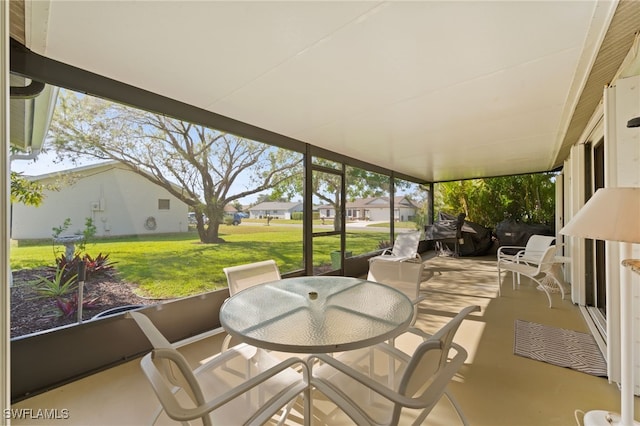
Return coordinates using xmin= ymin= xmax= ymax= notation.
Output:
xmin=444 ymin=390 xmax=469 ymax=426
xmin=221 ymin=334 xmax=233 ymax=352
xmin=545 ymin=272 xmax=566 ymax=300
xmin=276 ymin=399 xmax=297 ymax=426
xmin=530 ymin=276 xmax=553 ymax=308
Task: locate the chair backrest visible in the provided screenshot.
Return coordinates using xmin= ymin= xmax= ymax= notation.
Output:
xmin=391 ymin=231 xmax=421 ymax=258
xmin=128 ymin=310 xmax=172 ymax=349
xmin=534 ymin=245 xmax=558 ymax=274
xmin=223 ymin=259 xmax=281 ymax=295
xmin=140 ymin=348 xmax=211 ymax=426
xmin=428 ymin=305 xmax=480 ymax=368
xmin=367 ymin=260 xmax=423 ymax=302
xmin=393 ymin=305 xmax=479 ymax=423
xmin=128 ymin=311 xmax=200 ymax=404
xmin=521 ymin=235 xmax=556 ymax=263
xmin=392 ymin=340 xmax=467 ymax=423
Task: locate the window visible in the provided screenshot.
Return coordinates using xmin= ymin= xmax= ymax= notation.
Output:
xmin=9 ymin=81 xmax=425 ymax=337
xmin=345 ymin=166 xmax=391 ymax=257
xmin=158 ymin=199 xmax=170 ymax=210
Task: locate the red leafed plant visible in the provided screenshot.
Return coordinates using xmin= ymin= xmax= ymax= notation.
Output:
xmin=55 ymin=293 xmax=101 ymax=318
xmin=52 ymin=252 xmax=117 ymax=284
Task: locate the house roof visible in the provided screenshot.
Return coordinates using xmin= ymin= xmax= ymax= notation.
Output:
xmin=249 ymin=201 xmax=303 ymax=211
xmin=223 ymin=205 xmax=238 ymax=213
xmin=347 ymin=196 xmax=418 ymax=209
xmin=9 ymin=74 xmax=59 ymax=157
xmin=10 ymin=2 xmax=640 ymax=182
xmin=26 ymin=160 xmax=187 ymax=194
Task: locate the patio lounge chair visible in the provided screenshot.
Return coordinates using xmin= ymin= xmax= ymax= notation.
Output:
xmin=498 ymin=244 xmax=565 ymax=308
xmin=129 ymin=311 xmax=308 ymax=426
xmin=307 ymin=305 xmax=480 ymax=425
xmin=369 ymin=230 xmax=422 ymax=263
xmin=497 ymin=234 xmax=555 ymax=285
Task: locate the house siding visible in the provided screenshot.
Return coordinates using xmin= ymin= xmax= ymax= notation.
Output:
xmin=248 ymin=202 xmax=303 ymax=220
xmin=12 ymin=165 xmax=189 ymax=239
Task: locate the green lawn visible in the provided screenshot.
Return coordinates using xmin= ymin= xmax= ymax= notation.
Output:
xmin=10 ymin=225 xmax=398 ymax=299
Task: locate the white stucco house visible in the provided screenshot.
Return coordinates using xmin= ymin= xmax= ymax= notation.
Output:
xmin=248 ymin=201 xmax=303 ymax=219
xmin=11 ymin=161 xmax=189 ymax=239
xmin=317 ymin=196 xmax=419 ymax=222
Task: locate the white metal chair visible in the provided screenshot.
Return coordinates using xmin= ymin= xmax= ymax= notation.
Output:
xmin=497 ymin=234 xmax=555 ymax=285
xmin=308 ymin=305 xmax=479 ymax=425
xmin=367 ymin=259 xmax=425 ymax=325
xmin=369 ymin=230 xmax=422 ymax=263
xmin=497 ymin=244 xmax=565 ymax=308
xmin=222 ymin=259 xmax=281 ymax=351
xmin=130 ymin=311 xmax=308 ymax=426
xmin=223 ymin=259 xmax=281 ymax=295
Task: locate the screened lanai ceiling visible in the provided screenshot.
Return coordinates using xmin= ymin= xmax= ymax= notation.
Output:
xmin=11 ymin=1 xmax=640 ymax=182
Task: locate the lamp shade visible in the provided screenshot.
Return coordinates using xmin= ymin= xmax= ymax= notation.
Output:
xmin=559 ymin=187 xmax=640 ymax=244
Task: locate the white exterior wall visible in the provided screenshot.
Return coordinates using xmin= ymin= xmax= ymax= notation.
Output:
xmin=367 ymin=208 xmax=389 ymax=221
xmin=564 ymin=74 xmax=640 ymax=393
xmin=605 ymin=75 xmax=640 ymax=393
xmin=396 ymin=207 xmax=416 ymax=222
xmin=12 ymin=166 xmax=189 ymax=239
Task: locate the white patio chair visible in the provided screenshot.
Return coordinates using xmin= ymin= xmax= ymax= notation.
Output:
xmin=223 ymin=259 xmax=281 ymax=295
xmin=130 ymin=311 xmax=307 ymax=426
xmin=497 ymin=244 xmax=565 ymax=308
xmin=497 ymin=234 xmax=555 ymax=285
xmin=222 ymin=259 xmax=281 ymax=351
xmin=367 ymin=259 xmax=425 ymax=325
xmin=369 ymin=230 xmax=422 ymax=263
xmin=307 ymin=305 xmax=479 ymax=426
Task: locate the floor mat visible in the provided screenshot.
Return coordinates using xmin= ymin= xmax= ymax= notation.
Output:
xmin=514 ymin=319 xmax=607 ymax=377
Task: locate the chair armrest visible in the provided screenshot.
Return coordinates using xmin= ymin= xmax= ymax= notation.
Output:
xmin=498 ymin=245 xmax=525 ymax=253
xmin=308 ymin=352 xmax=426 ymax=409
xmin=497 ymin=246 xmax=526 ymax=261
xmin=147 ymin=349 xmax=308 ymax=423
xmin=403 ymin=326 xmax=432 ymax=340
xmin=201 ymin=355 xmax=308 ymax=424
xmin=413 ymin=295 xmax=427 ymax=305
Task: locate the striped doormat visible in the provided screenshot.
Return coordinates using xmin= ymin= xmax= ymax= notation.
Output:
xmin=514 ymin=320 xmax=607 ymax=377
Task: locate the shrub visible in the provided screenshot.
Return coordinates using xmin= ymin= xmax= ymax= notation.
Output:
xmin=53 ymin=252 xmax=117 ymax=283
xmin=32 ymin=267 xmax=78 ymax=299
xmin=83 ymin=253 xmax=117 ymax=278
xmin=378 ymin=240 xmax=393 ymax=250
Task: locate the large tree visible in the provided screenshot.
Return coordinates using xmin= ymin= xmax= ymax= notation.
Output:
xmin=48 ymin=90 xmax=302 ymax=243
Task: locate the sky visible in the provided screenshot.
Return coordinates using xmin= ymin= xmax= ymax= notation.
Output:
xmin=10 ymin=151 xmax=266 ymax=205
xmin=11 ymin=151 xmax=105 ymax=176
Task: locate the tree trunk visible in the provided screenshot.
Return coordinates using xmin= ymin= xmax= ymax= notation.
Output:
xmin=200 ymin=220 xmax=225 ymax=243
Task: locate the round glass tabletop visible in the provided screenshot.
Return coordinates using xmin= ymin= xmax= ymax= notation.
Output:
xmin=220 ymin=276 xmax=414 ymax=353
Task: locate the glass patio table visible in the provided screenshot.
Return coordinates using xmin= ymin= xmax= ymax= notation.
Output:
xmin=219 ymin=276 xmax=414 ymax=354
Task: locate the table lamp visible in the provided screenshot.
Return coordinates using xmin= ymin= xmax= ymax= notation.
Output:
xmin=560 ymin=187 xmax=640 ymax=426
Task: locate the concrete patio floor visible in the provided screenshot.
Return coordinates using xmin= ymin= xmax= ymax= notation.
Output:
xmin=11 ymin=253 xmax=637 ymax=425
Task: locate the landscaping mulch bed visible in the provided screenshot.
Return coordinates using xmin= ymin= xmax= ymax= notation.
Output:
xmin=10 ymin=267 xmax=160 ymax=338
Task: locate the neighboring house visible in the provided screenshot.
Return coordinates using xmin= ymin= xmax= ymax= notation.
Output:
xmin=223 ymin=205 xmax=238 ymax=215
xmin=317 ymin=196 xmax=419 ymax=222
xmin=11 ymin=161 xmax=189 ymax=239
xmin=248 ymin=201 xmax=303 ymax=219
